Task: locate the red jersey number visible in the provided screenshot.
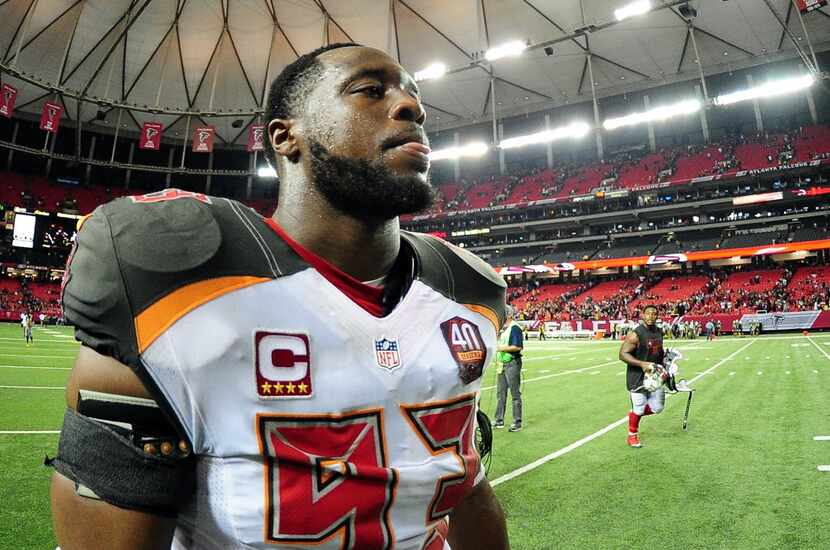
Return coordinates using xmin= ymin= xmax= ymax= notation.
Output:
xmin=402 ymin=394 xmax=480 ymax=522
xmin=257 ymin=396 xmax=479 ymax=549
xmin=256 ymin=410 xmax=396 ymax=549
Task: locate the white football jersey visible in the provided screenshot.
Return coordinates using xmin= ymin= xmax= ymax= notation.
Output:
xmin=62 ymin=191 xmax=507 ymax=550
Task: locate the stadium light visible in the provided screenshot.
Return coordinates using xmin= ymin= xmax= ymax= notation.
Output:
xmin=499 ymin=122 xmax=591 ymax=149
xmin=428 ymin=142 xmax=489 ymax=161
xmin=257 ymin=166 xmax=277 ymax=178
xmin=713 ymin=74 xmax=815 ymax=106
xmin=615 ymin=0 xmax=651 ymax=21
xmin=602 ymin=99 xmax=701 ymax=130
xmin=414 ymin=63 xmax=447 ymax=82
xmin=484 ymin=40 xmax=527 ymax=61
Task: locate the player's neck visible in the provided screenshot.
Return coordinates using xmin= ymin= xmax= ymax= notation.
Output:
xmin=273 ymin=202 xmax=400 ymax=282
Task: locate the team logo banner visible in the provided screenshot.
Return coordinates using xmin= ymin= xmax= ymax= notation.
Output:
xmin=796 ymin=0 xmax=827 ymax=13
xmin=192 ymin=127 xmax=214 ymax=153
xmin=0 ymin=84 xmax=17 ymax=118
xmin=255 ymin=331 xmax=313 ymax=399
xmin=247 ymin=124 xmax=265 ymax=152
xmin=39 ymin=102 xmax=63 ymax=133
xmin=140 ymin=122 xmax=163 ymax=150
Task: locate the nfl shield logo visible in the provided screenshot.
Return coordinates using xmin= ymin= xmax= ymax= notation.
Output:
xmin=374 ymin=338 xmax=401 ymax=370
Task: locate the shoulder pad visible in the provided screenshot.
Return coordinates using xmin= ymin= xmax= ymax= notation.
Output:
xmin=63 ymin=191 xmax=307 ymax=366
xmin=104 ymin=192 xmax=223 ymax=273
xmin=401 ymin=231 xmax=506 ymax=330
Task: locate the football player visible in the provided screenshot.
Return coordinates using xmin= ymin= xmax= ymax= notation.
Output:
xmin=50 ymin=44 xmax=510 ymax=549
xmin=619 ymin=304 xmax=665 ymax=448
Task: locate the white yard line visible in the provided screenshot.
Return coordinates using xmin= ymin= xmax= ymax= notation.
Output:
xmin=817 ymin=465 xmax=830 ymax=472
xmin=523 ymin=348 xmax=610 ymax=362
xmin=0 ymin=364 xmax=71 ymax=370
xmin=491 ymin=339 xmax=756 ymax=487
xmin=0 ymin=354 xmax=77 ymax=359
xmin=0 ymin=430 xmax=59 ymax=434
xmin=481 ymin=361 xmax=618 ymax=391
xmin=807 ymin=336 xmax=830 ymax=362
xmin=0 ymin=337 xmax=76 ymax=343
xmin=813 ymin=436 xmax=830 ymax=441
xmin=0 ymin=385 xmax=64 ymax=390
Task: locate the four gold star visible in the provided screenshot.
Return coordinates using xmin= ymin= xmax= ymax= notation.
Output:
xmin=261 ymin=380 xmax=312 ymax=395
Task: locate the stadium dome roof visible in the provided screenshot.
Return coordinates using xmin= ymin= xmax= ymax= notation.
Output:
xmin=1 ymin=0 xmax=829 ymax=146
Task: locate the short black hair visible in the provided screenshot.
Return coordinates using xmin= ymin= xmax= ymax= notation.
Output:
xmin=643 ymin=305 xmax=658 ymax=313
xmin=263 ymin=42 xmax=360 ymax=168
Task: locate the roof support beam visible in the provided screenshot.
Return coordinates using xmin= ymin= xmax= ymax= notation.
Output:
xmin=494 ymin=77 xmax=552 ymax=100
xmin=225 ymin=28 xmax=259 ymax=105
xmin=59 ymin=2 xmax=132 ymax=85
xmin=676 ymin=26 xmax=690 ymax=74
xmin=592 ymin=54 xmax=650 ymax=80
xmin=521 ymin=0 xmax=586 ymax=52
xmin=55 ymin=0 xmax=86 ymax=84
xmin=776 ymin=1 xmax=795 ymax=51
xmin=8 ymin=0 xmax=38 ymax=67
xmin=6 ymin=0 xmax=84 ymax=64
xmin=762 ymin=0 xmax=817 ymax=74
xmin=423 ymin=101 xmax=461 ymax=120
xmin=124 ymin=22 xmax=176 ymax=100
xmin=81 ymin=0 xmax=154 ymax=96
xmin=315 ymin=0 xmax=355 ymax=42
xmin=390 ymin=0 xmax=401 ymax=63
xmin=577 ymin=56 xmax=588 ymax=95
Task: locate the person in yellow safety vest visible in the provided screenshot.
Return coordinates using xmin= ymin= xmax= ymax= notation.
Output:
xmin=493 ymin=305 xmax=524 ymax=432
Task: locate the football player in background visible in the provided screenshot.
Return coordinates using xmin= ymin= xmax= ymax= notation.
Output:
xmin=50 ymin=44 xmax=510 ymax=549
xmin=24 ymin=312 xmax=34 ymax=346
xmin=619 ymin=304 xmax=665 ymax=448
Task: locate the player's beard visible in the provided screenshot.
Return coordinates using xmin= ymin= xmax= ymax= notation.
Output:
xmin=308 ymin=139 xmax=434 ymax=221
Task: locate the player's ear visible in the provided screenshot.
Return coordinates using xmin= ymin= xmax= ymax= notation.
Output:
xmin=268 ymin=118 xmax=299 ymax=162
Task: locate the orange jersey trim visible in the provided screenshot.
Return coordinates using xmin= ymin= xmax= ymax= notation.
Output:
xmin=462 ymin=303 xmax=501 ymax=332
xmin=135 ymin=275 xmax=270 ymax=353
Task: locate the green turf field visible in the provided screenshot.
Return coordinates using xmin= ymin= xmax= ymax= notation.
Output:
xmin=2 ymin=323 xmax=830 ymax=549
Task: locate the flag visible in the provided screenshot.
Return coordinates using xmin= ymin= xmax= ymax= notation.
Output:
xmin=139 ymin=122 xmax=163 ymax=150
xmin=247 ymin=124 xmax=265 ymax=152
xmin=39 ymin=102 xmax=63 ymax=133
xmin=192 ymin=126 xmax=214 ymax=153
xmin=796 ymin=0 xmax=827 ymax=12
xmin=0 ymin=84 xmax=17 ymax=118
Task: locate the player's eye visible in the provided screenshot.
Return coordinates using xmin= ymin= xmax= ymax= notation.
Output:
xmin=358 ymin=85 xmax=385 ymax=99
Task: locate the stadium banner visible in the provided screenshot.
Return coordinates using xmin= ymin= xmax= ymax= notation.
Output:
xmin=739 ymin=311 xmax=821 ymax=332
xmin=0 ymin=83 xmax=17 ymax=117
xmin=796 ymin=0 xmax=827 ymax=13
xmin=812 ymin=310 xmax=830 ymax=329
xmin=496 ymin=238 xmax=830 ymax=274
xmin=792 ymin=186 xmax=830 ymax=198
xmin=516 ymin=319 xmax=622 ymax=337
xmin=39 ymin=102 xmax=63 ymax=133
xmin=247 ymin=124 xmax=265 ymax=152
xmin=192 ymin=126 xmax=214 ymax=153
xmin=732 ymin=191 xmax=783 ymax=206
xmin=140 ymin=122 xmax=163 ymax=150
